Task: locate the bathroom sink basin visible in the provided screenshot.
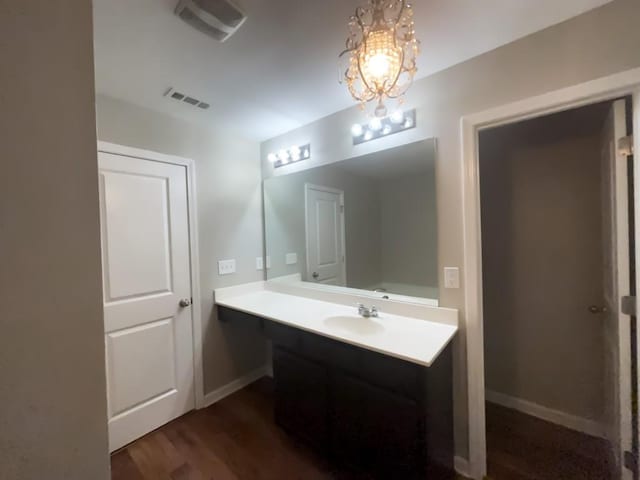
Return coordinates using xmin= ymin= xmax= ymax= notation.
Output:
xmin=324 ymin=315 xmax=384 ymax=335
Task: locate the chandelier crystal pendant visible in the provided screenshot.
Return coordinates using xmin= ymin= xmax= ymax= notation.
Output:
xmin=339 ymin=0 xmax=419 ymax=117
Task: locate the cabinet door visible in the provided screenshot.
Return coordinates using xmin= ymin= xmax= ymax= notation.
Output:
xmin=273 ymin=347 xmax=329 ymax=450
xmin=332 ymin=372 xmax=423 ymax=478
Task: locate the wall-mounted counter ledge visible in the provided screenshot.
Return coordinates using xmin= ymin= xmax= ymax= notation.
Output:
xmin=214 ymin=280 xmax=458 ymax=367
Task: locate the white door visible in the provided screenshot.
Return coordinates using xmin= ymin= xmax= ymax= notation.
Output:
xmin=305 ymin=184 xmax=346 ymax=286
xmin=99 ymin=152 xmax=195 ymax=452
xmin=601 ymin=99 xmax=632 ymax=480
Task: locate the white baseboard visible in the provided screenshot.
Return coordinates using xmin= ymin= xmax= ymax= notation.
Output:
xmin=202 ymin=365 xmax=269 ymax=408
xmin=454 ymin=456 xmax=470 ymax=478
xmin=485 ymin=389 xmax=605 ymax=438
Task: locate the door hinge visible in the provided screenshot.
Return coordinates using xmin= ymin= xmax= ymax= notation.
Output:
xmin=621 ymin=296 xmax=636 ymax=316
xmin=619 ymin=135 xmax=634 ymax=157
xmin=624 ymin=450 xmax=638 ymax=474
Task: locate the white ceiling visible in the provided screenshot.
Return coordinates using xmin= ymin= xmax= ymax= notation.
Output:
xmin=93 ymin=0 xmax=612 ymax=142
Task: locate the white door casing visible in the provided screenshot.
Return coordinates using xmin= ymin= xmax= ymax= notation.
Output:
xmin=601 ymin=99 xmax=633 ymax=480
xmin=99 ymin=150 xmax=195 ymax=451
xmin=305 ymin=184 xmax=346 ymax=286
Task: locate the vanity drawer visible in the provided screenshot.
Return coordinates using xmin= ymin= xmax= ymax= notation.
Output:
xmin=217 ymin=306 xmax=263 ymax=328
xmin=264 ymin=321 xmax=299 ymax=349
xmin=357 ymin=348 xmax=422 ymax=401
xmin=299 ymin=333 xmax=358 ymax=368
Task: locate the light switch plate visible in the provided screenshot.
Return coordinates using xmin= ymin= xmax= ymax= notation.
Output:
xmin=256 ymin=257 xmax=264 ymax=271
xmin=444 ymin=267 xmax=460 ymax=289
xmin=218 ymin=259 xmax=236 ymax=276
xmin=285 ymin=253 xmax=298 ymax=265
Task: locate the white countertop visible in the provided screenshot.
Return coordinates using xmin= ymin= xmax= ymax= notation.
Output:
xmin=215 ymin=287 xmax=458 ymax=367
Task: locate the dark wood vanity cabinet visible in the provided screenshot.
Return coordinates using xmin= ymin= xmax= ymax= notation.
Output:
xmin=217 ymin=306 xmax=454 ymax=478
xmin=265 ymin=319 xmax=454 ymax=479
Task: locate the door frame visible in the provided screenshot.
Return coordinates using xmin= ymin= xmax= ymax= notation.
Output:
xmin=461 ymin=68 xmax=640 ymax=479
xmin=304 ymin=183 xmax=347 ymax=286
xmin=97 ymin=141 xmax=205 ymax=410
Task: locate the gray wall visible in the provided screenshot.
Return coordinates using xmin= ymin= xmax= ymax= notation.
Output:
xmin=0 ymin=2 xmax=110 ymax=479
xmin=260 ymin=0 xmax=640 ymax=458
xmin=264 ymin=163 xmax=382 ymax=288
xmin=95 ymin=95 xmax=267 ymax=395
xmin=379 ymin=173 xmax=438 ymax=297
xmin=480 ymin=125 xmax=605 ymax=423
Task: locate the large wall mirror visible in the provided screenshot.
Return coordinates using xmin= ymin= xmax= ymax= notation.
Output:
xmin=264 ymin=139 xmax=438 ymax=303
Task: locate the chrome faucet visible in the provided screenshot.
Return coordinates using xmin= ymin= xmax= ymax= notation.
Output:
xmin=357 ymin=303 xmax=378 ymax=318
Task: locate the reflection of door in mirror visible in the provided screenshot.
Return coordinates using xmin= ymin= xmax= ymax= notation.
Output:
xmin=305 ymin=184 xmax=346 ymax=286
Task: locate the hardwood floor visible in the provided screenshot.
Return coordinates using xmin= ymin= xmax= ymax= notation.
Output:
xmin=111 ymin=377 xmax=464 ymax=480
xmin=486 ymin=402 xmax=613 ymax=480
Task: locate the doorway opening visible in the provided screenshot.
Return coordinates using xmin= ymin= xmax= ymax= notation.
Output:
xmin=478 ymin=99 xmax=635 ymax=479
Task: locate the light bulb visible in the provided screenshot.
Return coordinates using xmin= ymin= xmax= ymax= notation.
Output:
xmin=302 ymin=149 xmax=310 ymax=158
xmin=364 ymin=130 xmax=373 ymax=141
xmin=369 ymin=117 xmax=383 ymax=131
xmin=351 ymin=123 xmax=364 ymax=137
xmin=278 ymin=149 xmax=289 ymax=162
xmin=390 ymin=110 xmax=404 ymax=124
xmin=367 ymin=53 xmax=391 ymax=80
xmin=404 ymin=117 xmax=414 ymax=129
xmin=267 ymin=153 xmax=278 ymax=163
xmin=382 ymin=125 xmax=392 ymax=135
xmin=290 ymin=145 xmax=301 ymax=161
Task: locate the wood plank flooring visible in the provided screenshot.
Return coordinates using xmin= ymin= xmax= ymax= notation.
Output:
xmin=486 ymin=402 xmax=613 ymax=480
xmin=111 ymin=377 xmax=464 ymax=480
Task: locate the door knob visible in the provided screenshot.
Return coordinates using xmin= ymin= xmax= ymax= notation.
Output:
xmin=588 ymin=305 xmax=607 ymax=314
xmin=312 ymin=272 xmax=319 ymax=280
xmin=179 ymin=298 xmax=192 ymax=308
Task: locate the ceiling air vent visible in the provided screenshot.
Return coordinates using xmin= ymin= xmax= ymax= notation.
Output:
xmin=175 ymin=0 xmax=247 ymax=42
xmin=164 ymin=88 xmax=210 ymax=110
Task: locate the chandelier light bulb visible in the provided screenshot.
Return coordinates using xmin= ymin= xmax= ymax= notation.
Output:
xmin=351 ymin=123 xmax=364 ymax=137
xmin=364 ymin=130 xmax=373 ymax=141
xmin=367 ymin=53 xmax=392 ymax=80
xmin=382 ymin=125 xmax=392 ymax=135
xmin=267 ymin=153 xmax=278 ymax=163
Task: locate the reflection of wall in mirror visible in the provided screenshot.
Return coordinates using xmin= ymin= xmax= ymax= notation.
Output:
xmin=379 ymin=172 xmax=438 ymax=298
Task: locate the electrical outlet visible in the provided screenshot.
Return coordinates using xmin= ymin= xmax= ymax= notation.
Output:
xmin=218 ymin=259 xmax=236 ymax=276
xmin=285 ymin=253 xmax=298 ymax=265
xmin=256 ymin=257 xmax=264 ymax=271
xmin=444 ymin=267 xmax=460 ymax=289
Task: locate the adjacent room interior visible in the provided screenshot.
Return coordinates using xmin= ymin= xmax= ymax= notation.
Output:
xmin=3 ymin=1 xmax=640 ymax=480
xmin=479 ymin=100 xmax=633 ymax=479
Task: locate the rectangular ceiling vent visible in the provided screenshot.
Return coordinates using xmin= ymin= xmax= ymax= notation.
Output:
xmin=175 ymin=0 xmax=247 ymax=42
xmin=164 ymin=87 xmax=210 ymax=110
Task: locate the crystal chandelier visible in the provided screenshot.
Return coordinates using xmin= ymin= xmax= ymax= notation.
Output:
xmin=339 ymin=0 xmax=419 ymax=117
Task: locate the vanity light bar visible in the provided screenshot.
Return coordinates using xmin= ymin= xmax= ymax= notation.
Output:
xmin=267 ymin=143 xmax=311 ymax=168
xmin=351 ymin=109 xmax=417 ymax=145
